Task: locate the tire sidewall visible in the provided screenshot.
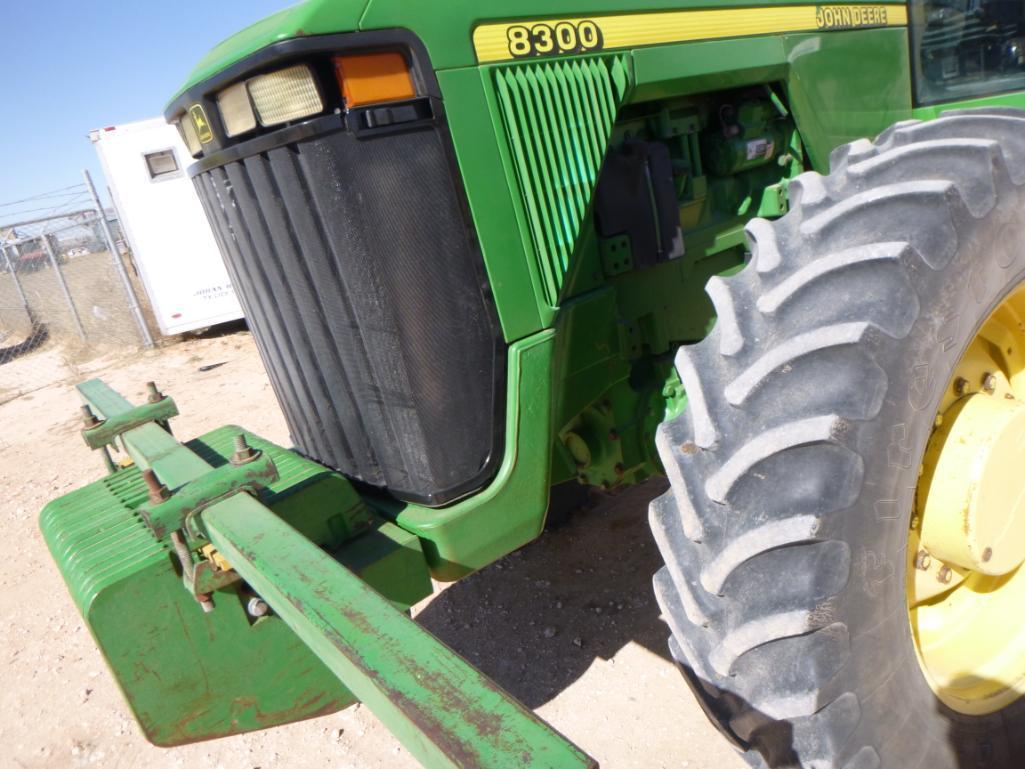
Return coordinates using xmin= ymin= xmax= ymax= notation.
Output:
xmin=845 ymin=184 xmax=1025 ymax=765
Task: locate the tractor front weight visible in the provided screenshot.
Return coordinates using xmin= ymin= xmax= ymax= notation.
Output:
xmin=40 ymin=379 xmax=594 ymax=767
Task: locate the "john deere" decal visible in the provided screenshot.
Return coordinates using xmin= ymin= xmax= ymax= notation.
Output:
xmin=815 ymin=5 xmax=890 ymax=29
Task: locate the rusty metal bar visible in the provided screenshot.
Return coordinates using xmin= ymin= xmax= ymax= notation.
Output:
xmin=203 ymin=500 xmax=599 ymax=769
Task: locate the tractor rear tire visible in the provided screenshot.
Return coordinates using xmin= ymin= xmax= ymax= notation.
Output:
xmin=651 ymin=109 xmax=1025 ymax=768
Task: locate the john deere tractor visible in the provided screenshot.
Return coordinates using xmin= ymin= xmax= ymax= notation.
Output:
xmin=41 ymin=0 xmax=1025 ymax=766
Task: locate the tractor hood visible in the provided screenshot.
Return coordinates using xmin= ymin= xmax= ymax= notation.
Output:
xmin=169 ymin=0 xmax=369 ymax=103
xmin=170 ymin=0 xmax=798 ymax=106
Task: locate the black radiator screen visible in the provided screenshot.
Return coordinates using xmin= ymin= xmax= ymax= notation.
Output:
xmin=194 ymin=124 xmax=504 ymax=506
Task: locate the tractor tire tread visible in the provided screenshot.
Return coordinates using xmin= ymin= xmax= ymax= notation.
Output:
xmin=650 ymin=108 xmax=1025 ymax=767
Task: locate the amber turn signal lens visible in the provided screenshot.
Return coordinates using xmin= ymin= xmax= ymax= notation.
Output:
xmin=333 ymin=52 xmax=416 ymax=108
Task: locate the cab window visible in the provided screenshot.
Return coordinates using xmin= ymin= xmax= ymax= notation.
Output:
xmin=911 ymin=0 xmax=1025 ymax=104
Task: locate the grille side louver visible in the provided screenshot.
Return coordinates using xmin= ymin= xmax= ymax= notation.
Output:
xmin=494 ymin=56 xmax=630 ymax=305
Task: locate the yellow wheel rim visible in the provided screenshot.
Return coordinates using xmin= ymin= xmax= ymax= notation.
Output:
xmin=910 ymin=282 xmax=1025 ymax=715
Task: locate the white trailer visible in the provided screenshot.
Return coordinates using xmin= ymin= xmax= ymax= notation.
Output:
xmin=90 ymin=118 xmax=243 ymax=335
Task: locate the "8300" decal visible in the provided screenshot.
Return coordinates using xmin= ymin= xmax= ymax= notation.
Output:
xmin=506 ymin=20 xmax=604 ymax=58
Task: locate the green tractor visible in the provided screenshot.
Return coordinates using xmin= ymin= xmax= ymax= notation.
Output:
xmin=41 ymin=0 xmax=1025 ymax=766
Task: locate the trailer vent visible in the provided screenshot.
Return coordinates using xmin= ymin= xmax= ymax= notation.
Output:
xmin=494 ymin=56 xmax=630 ymax=305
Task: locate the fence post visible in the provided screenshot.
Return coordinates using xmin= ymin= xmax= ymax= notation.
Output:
xmin=40 ymin=235 xmax=87 ymax=341
xmin=0 ymin=243 xmax=33 ymax=325
xmin=82 ymin=169 xmax=154 ymax=348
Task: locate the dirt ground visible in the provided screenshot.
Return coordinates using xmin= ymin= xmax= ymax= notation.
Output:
xmin=0 ymin=328 xmax=747 ymax=769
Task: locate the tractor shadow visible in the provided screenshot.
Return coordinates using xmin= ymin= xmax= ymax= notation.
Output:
xmin=413 ymin=479 xmax=674 ymax=709
xmin=415 ymin=477 xmax=1022 ymax=766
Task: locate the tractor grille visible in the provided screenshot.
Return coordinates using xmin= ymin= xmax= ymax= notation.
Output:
xmin=193 ymin=122 xmax=504 ymax=506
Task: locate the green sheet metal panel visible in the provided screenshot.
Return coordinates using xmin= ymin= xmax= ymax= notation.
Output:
xmin=390 ymin=329 xmax=556 ymax=581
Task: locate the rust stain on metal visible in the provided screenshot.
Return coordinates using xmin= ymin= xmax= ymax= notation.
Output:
xmin=142 ymin=459 xmax=278 ymax=540
xmin=211 ymin=511 xmax=593 ymax=768
xmin=310 ymin=603 xmax=546 ymax=767
xmin=314 ymin=620 xmax=498 ymax=766
xmin=403 ymin=657 xmax=503 ymax=739
xmin=388 ymin=688 xmax=494 ymax=768
xmin=132 ymin=664 xmax=345 ymax=747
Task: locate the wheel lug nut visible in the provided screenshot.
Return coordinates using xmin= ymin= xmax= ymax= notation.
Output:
xmin=982 ymin=547 xmax=993 ymax=563
xmin=915 ymin=550 xmax=932 ymax=571
xmin=954 ymin=377 xmax=970 ymax=396
xmin=982 ymin=373 xmax=997 ymax=394
xmin=937 ymin=565 xmax=952 ymax=584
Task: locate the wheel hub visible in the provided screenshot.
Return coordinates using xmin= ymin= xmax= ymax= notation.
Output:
xmin=909 ymin=284 xmax=1025 ymax=716
xmin=919 ymin=392 xmax=1025 ymax=576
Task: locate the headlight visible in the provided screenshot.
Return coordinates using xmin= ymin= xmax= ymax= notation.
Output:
xmin=177 ymin=116 xmax=202 ymax=157
xmin=217 ymin=81 xmax=257 ymax=137
xmin=248 ymin=64 xmax=323 ymax=127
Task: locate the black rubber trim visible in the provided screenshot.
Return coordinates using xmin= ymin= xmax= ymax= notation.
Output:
xmin=187 ymin=97 xmax=436 ymax=177
xmin=188 ymin=114 xmax=345 ymax=176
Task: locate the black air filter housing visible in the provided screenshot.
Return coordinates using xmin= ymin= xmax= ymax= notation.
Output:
xmin=183 ymin=35 xmax=505 ymax=506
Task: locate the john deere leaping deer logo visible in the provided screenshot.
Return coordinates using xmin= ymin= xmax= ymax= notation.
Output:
xmin=188 ymin=104 xmax=214 ymax=144
xmin=815 ymin=4 xmax=889 ymax=29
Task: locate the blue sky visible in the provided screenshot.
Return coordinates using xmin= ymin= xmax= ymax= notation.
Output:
xmin=0 ymin=0 xmax=289 ymax=221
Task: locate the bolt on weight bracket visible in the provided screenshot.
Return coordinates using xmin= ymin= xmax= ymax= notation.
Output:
xmin=141 ymin=440 xmax=280 ymax=612
xmin=170 ymin=530 xmax=241 ymax=613
xmin=80 ymin=396 xmax=180 ymax=451
xmin=139 ymin=447 xmax=280 ymax=542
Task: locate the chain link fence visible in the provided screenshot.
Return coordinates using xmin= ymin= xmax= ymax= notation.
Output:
xmin=0 ymin=177 xmax=155 ymax=403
